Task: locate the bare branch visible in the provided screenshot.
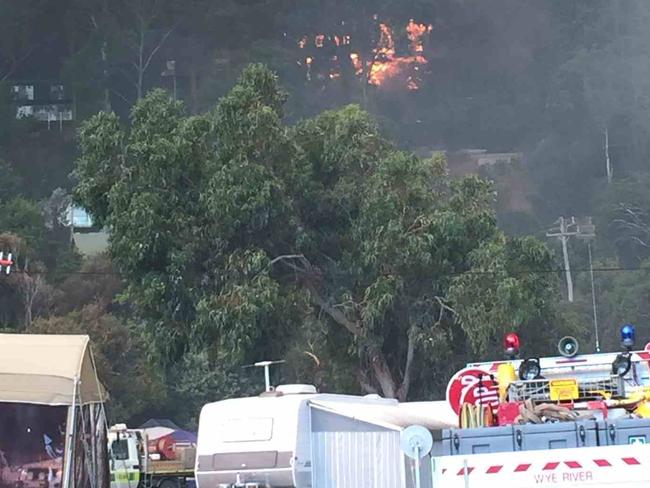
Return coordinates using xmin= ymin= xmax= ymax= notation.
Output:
xmin=332 ymin=299 xmax=364 ymax=313
xmin=269 ymin=254 xmax=306 ymax=266
xmin=434 ymin=295 xmax=457 ymax=324
xmin=304 ymin=351 xmax=321 ymax=368
xmin=110 ymin=89 xmax=132 ymax=106
xmin=306 ymin=280 xmax=362 ymax=336
xmin=625 ymin=236 xmax=650 ymax=248
xmin=271 ymin=253 xmax=363 ymax=335
xmin=142 ymin=23 xmax=178 ymax=73
xmin=0 ymin=45 xmax=38 ymax=82
xmin=405 ymin=215 xmax=427 ymax=235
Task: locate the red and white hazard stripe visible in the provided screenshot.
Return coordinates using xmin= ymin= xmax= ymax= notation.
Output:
xmin=434 ymin=438 xmax=650 ymax=487
xmin=440 ymin=456 xmax=643 ymax=476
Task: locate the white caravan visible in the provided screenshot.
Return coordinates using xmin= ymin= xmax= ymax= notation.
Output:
xmin=194 ymin=384 xmax=455 ymax=488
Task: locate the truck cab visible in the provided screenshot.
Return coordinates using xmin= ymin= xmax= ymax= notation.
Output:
xmin=108 ymin=425 xmax=143 ymax=488
xmin=108 ymin=424 xmax=195 ymax=488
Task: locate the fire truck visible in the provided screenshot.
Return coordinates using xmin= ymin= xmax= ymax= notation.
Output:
xmin=431 ymin=325 xmax=650 ymax=487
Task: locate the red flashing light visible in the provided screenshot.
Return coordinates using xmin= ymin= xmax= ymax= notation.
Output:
xmin=504 ymin=332 xmax=520 ymax=358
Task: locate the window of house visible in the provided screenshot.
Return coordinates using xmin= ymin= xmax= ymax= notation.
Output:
xmin=12 ymin=85 xmax=34 ymax=101
xmin=50 ymin=84 xmax=65 ymax=100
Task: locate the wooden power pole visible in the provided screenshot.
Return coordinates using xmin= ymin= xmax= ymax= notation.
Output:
xmin=547 ymin=217 xmax=579 ymax=302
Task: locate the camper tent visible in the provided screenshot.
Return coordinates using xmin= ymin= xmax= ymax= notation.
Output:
xmin=0 ymin=334 xmax=109 ymax=488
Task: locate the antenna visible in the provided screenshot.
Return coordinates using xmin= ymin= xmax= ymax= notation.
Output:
xmin=242 ymin=360 xmax=286 ymax=392
xmin=400 ymin=425 xmax=433 ymax=488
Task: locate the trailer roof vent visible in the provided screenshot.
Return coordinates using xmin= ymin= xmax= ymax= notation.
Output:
xmin=364 ymin=394 xmax=382 ymax=399
xmin=275 ymin=384 xmax=317 ymax=395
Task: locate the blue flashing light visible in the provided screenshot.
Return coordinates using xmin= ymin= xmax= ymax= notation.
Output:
xmin=621 ymin=323 xmax=636 ymax=349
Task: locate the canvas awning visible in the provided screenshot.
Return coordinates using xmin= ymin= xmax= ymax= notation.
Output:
xmin=309 ymin=399 xmax=457 ymax=431
xmin=0 ymin=334 xmax=107 ymax=405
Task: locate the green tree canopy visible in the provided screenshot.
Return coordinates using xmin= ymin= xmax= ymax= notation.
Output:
xmin=74 ymin=64 xmax=562 ymax=402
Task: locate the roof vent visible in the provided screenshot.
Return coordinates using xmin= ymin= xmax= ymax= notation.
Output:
xmin=275 ymin=384 xmax=317 ymax=395
xmin=259 ymin=389 xmax=283 ymax=397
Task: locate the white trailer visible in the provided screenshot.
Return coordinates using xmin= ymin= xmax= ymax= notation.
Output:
xmin=194 ymin=385 xmax=455 ymax=488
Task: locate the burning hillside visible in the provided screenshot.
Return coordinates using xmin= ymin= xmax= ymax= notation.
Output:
xmin=296 ymin=17 xmax=433 ymax=90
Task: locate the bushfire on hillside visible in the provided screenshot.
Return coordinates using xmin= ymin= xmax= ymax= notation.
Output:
xmin=296 ymin=17 xmax=433 ymax=91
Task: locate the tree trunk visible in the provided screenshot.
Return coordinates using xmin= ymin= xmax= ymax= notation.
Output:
xmin=366 ymin=343 xmax=399 ymax=399
xmin=305 ymin=284 xmax=409 ymax=400
xmin=101 ymin=40 xmax=111 ymax=111
xmin=275 ymin=256 xmax=414 ymax=402
xmin=20 ymin=276 xmax=37 ymax=327
xmin=89 ymin=0 xmax=112 ymax=112
xmin=190 ymin=63 xmax=198 ymax=114
xmin=605 ymin=127 xmax=613 ymax=184
xmin=102 ymin=0 xmax=111 ymax=111
xmin=24 ymin=299 xmax=32 ymax=327
xmin=396 ymin=327 xmax=416 ymax=401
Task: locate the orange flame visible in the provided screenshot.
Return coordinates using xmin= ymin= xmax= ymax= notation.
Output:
xmin=350 ymin=52 xmax=363 ymax=76
xmin=367 ymin=21 xmax=431 ymax=90
xmin=406 ymin=19 xmax=432 ymax=54
xmin=296 ymin=18 xmax=432 ymax=90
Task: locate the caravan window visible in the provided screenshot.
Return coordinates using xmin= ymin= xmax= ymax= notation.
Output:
xmin=220 ymin=418 xmax=273 ymax=442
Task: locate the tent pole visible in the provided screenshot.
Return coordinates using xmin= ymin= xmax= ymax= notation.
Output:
xmin=64 ymin=376 xmax=79 ymax=488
